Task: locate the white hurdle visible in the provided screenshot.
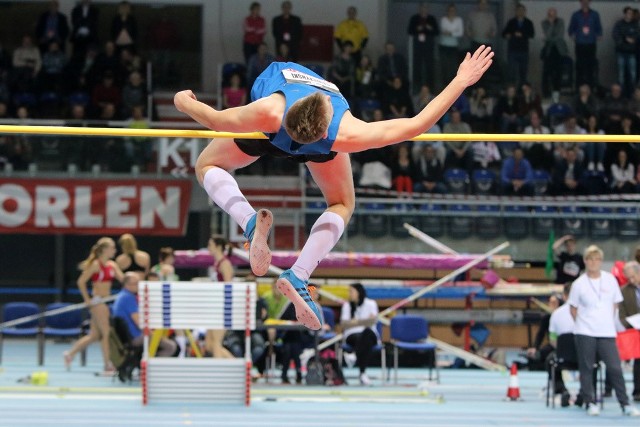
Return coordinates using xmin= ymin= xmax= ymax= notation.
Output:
xmin=140 ymin=281 xmax=256 ymax=406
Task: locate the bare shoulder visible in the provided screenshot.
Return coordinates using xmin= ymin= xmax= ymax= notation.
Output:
xmin=249 ymin=94 xmax=285 ymax=132
xmin=333 ymin=111 xmax=370 ymax=153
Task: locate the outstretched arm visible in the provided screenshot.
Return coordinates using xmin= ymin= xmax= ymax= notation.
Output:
xmin=174 ymin=90 xmax=280 ymax=133
xmin=334 ymin=45 xmax=493 ymax=153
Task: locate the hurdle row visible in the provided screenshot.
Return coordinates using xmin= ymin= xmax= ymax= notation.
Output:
xmin=140 ymin=282 xmax=256 ymax=406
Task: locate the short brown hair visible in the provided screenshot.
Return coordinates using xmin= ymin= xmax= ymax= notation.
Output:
xmin=284 ymin=92 xmax=331 ymax=144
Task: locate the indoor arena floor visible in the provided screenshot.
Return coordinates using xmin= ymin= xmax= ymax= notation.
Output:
xmin=0 ymin=339 xmax=638 ymax=427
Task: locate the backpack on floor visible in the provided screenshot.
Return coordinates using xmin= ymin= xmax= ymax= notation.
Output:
xmin=305 ymin=349 xmax=346 ymax=386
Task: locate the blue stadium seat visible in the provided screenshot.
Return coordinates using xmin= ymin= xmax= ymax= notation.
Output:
xmin=532 ymin=205 xmax=557 ymax=240
xmin=532 ymin=169 xmax=551 ymax=196
xmin=503 ymin=205 xmax=530 ymax=239
xmin=560 ymin=206 xmax=586 ymax=238
xmin=68 ymin=91 xmax=90 ymax=107
xmin=0 ymin=302 xmax=42 ymax=365
xmin=617 ymin=206 xmax=639 ymax=240
xmin=472 ymin=169 xmax=496 ymax=195
xmin=444 ymin=168 xmax=469 ymax=195
xmin=357 ymin=98 xmax=381 ymax=121
xmin=448 ymin=204 xmax=473 ymax=239
xmin=360 ymin=203 xmax=388 ymax=238
xmin=475 ymin=205 xmax=500 ymax=238
xmin=418 ymin=204 xmax=444 ymax=238
xmin=391 ymin=204 xmax=415 ymax=238
xmin=588 ymin=207 xmax=613 ymax=240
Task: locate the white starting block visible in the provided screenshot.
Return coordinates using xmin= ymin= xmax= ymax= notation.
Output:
xmin=140 ymin=281 xmax=256 ymax=406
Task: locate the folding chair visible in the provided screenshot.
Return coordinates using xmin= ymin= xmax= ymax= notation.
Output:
xmin=390 ymin=314 xmax=439 ymax=384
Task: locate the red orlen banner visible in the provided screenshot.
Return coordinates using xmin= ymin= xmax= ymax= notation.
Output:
xmin=0 ymin=178 xmax=192 ymax=236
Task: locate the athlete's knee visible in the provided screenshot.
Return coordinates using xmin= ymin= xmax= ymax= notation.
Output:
xmin=195 ymin=156 xmax=213 ymax=185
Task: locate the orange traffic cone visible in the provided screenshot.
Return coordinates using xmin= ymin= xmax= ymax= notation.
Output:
xmin=505 ymin=363 xmax=521 ymax=401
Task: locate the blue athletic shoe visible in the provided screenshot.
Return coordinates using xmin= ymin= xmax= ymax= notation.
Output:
xmin=243 ymin=209 xmax=273 ymax=277
xmin=276 ymin=269 xmax=323 ymax=331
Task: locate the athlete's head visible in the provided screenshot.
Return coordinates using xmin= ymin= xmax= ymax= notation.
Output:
xmin=284 ymin=91 xmax=332 ymax=144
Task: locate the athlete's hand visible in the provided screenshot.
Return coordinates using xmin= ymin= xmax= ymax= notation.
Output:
xmin=174 ymin=90 xmax=198 ymax=113
xmin=455 ymin=45 xmax=494 ymax=87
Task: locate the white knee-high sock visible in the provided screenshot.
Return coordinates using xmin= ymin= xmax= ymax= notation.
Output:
xmin=203 ymin=167 xmax=256 ymax=231
xmin=291 ymin=211 xmax=345 ymax=281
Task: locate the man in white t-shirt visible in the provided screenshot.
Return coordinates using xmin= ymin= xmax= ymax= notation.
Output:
xmin=568 ymin=245 xmax=639 ymax=417
xmin=548 ymin=283 xmax=575 ymax=406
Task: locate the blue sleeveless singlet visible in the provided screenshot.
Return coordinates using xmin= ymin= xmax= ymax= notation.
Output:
xmin=250 ymin=62 xmax=350 ymax=155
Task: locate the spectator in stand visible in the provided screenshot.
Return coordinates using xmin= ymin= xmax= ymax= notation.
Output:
xmin=247 ymin=42 xmax=275 ymax=88
xmin=451 ymin=92 xmax=471 ymax=124
xmin=71 ymin=0 xmax=99 ymax=60
xmin=552 ymin=146 xmax=585 ymax=195
xmin=546 ymin=90 xmax=573 ymax=129
xmin=38 ymin=41 xmax=66 ymax=94
xmin=272 ymin=1 xmax=303 ymax=62
xmin=541 ymin=7 xmax=569 ymax=98
xmin=118 ymin=47 xmax=143 ymax=80
xmin=444 ymin=109 xmax=473 ymax=171
xmin=222 ymin=73 xmax=247 ymax=109
xmin=518 ymin=82 xmax=542 ymax=126
xmin=121 ymin=71 xmax=146 ymax=119
xmin=567 ymin=245 xmax=640 ymax=417
xmin=377 ymin=42 xmax=408 ymax=90
xmin=502 ymin=3 xmax=534 ymax=87
xmin=613 ymin=7 xmax=639 ymax=97
xmin=93 ymin=41 xmax=121 ymax=83
xmin=381 ymin=76 xmax=413 ymax=119
xmin=494 ymin=84 xmax=522 ymax=134
xmin=521 ymin=111 xmax=553 ymax=171
xmin=584 ymin=114 xmax=605 ymax=172
xmin=610 ymin=149 xmax=637 ymax=193
xmin=500 ymin=146 xmax=533 ymax=196
xmin=275 ymin=42 xmax=292 ymax=63
xmin=65 ymin=44 xmax=100 ymax=91
xmin=568 ymin=0 xmax=602 ymax=89
xmin=111 ymin=1 xmax=138 ymax=56
xmin=243 ymin=2 xmax=266 ymax=64
xmin=573 ymin=84 xmax=599 ymax=125
xmin=126 ymin=105 xmax=152 ymax=167
xmin=413 ymin=144 xmax=446 ymax=194
xmin=12 ymin=35 xmax=41 ymax=93
xmin=407 ymin=2 xmax=439 ymax=92
xmin=36 ymin=1 xmax=69 ymax=54
xmin=65 ymin=104 xmax=92 ymax=169
xmin=629 ymin=87 xmax=640 ymax=123
xmin=621 ymin=261 xmax=640 ymax=402
xmin=439 ymin=3 xmax=464 ymax=90
xmin=413 ymin=84 xmax=434 ymax=114
xmin=390 ymin=143 xmax=415 ymax=196
xmin=610 ymin=114 xmax=640 ymax=167
xmin=5 ymin=134 xmax=32 ymax=171
xmin=334 ymin=6 xmax=369 ymax=65
xmin=553 ymin=234 xmax=584 ymax=285
xmin=600 ymin=83 xmax=628 ymax=133
xmin=554 ymin=114 xmax=585 ymax=163
xmin=330 ymin=42 xmax=356 ymax=100
xmin=91 ymin=71 xmax=122 ymax=118
xmin=472 ymin=140 xmax=501 ymax=171
xmin=466 ymin=0 xmax=497 ymax=52
xmin=354 ymin=54 xmax=376 ymax=100
xmin=469 ymin=86 xmax=494 ymax=132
